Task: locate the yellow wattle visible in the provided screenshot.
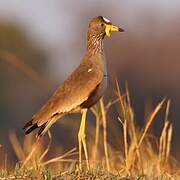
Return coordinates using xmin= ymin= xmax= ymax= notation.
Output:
xmin=105 ymin=24 xmax=119 ymax=37
xmin=105 ymin=25 xmax=111 ymax=37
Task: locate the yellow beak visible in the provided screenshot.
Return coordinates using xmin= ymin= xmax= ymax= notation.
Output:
xmin=105 ymin=24 xmax=125 ymax=37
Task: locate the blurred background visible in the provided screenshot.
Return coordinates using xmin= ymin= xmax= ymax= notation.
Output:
xmin=0 ymin=0 xmax=180 ymax=163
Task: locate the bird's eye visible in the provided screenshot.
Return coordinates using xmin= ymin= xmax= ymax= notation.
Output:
xmin=101 ymin=23 xmax=104 ymax=27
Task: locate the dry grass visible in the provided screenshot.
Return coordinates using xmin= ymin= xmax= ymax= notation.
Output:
xmin=0 ymin=83 xmax=179 ymax=179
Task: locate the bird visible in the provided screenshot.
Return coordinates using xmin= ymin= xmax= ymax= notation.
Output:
xmin=23 ymin=16 xmax=124 ymax=170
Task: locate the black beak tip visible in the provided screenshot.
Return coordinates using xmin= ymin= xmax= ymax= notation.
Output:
xmin=119 ymin=27 xmax=125 ymax=32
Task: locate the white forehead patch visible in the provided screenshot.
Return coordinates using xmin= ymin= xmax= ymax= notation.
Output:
xmin=102 ymin=17 xmax=111 ymax=23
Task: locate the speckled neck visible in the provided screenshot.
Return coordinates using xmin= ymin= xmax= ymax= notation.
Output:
xmin=87 ymin=30 xmax=104 ymax=55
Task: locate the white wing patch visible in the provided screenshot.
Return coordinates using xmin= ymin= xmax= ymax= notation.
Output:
xmin=103 ymin=17 xmax=111 ymax=23
xmin=88 ymin=68 xmax=92 ymax=72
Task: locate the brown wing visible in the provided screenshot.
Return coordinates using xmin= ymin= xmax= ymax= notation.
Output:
xmin=32 ymin=56 xmax=104 ymax=126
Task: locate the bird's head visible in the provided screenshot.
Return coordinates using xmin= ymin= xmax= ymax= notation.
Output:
xmin=88 ymin=16 xmax=125 ymax=38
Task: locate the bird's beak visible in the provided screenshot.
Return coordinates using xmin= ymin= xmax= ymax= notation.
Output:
xmin=105 ymin=24 xmax=125 ymax=37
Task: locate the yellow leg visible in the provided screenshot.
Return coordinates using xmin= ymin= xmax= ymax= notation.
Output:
xmin=78 ymin=109 xmax=89 ymax=170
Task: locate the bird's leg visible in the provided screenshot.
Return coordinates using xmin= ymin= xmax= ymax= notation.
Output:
xmin=78 ymin=109 xmax=89 ymax=170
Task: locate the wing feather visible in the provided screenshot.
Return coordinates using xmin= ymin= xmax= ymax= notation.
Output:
xmin=32 ymin=55 xmax=104 ymax=126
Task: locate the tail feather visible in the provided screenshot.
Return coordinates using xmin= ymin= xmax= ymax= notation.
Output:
xmin=37 ymin=119 xmax=56 ymax=137
xmin=23 ymin=113 xmax=62 ymax=137
xmin=23 ymin=119 xmax=39 ymax=135
xmin=37 ymin=113 xmax=63 ymax=137
xmin=25 ymin=123 xmax=38 ymax=135
xmin=37 ymin=122 xmax=48 ymax=137
xmin=23 ymin=120 xmax=33 ymax=130
xmin=23 ymin=120 xmax=48 ymax=137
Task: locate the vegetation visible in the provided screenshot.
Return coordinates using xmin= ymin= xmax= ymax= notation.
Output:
xmin=0 ymin=82 xmax=179 ymax=179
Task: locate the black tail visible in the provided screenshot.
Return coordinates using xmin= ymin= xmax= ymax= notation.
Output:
xmin=23 ymin=113 xmax=61 ymax=137
xmin=23 ymin=120 xmax=48 ymax=137
xmin=37 ymin=122 xmax=48 ymax=137
xmin=23 ymin=120 xmax=38 ymax=135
